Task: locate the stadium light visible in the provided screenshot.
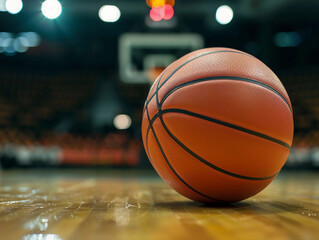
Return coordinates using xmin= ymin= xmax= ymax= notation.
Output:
xmin=13 ymin=37 xmax=28 ymax=53
xmin=19 ymin=32 xmax=41 ymax=47
xmin=41 ymin=0 xmax=62 ymax=19
xmin=5 ymin=0 xmax=23 ymax=14
xmin=99 ymin=5 xmax=121 ymax=22
xmin=113 ymin=114 xmax=132 ymax=130
xmin=0 ymin=32 xmax=41 ymax=55
xmin=215 ymin=5 xmax=233 ymax=25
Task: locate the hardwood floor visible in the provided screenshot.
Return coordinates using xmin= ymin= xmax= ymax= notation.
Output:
xmin=0 ymin=169 xmax=318 ymax=240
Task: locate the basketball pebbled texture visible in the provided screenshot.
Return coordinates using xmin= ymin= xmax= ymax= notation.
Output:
xmin=141 ymin=47 xmax=294 ymax=203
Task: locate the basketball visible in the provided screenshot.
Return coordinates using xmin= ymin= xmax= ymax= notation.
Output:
xmin=2 ymin=1 xmax=319 ymax=238
xmin=141 ymin=47 xmax=294 ymax=203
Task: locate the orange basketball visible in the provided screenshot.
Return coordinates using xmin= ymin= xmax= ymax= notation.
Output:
xmin=141 ymin=47 xmax=294 ymax=203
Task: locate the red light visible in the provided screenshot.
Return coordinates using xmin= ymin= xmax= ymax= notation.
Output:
xmin=149 ymin=4 xmax=174 ymax=22
xmin=161 ymin=4 xmax=174 ymax=20
xmin=150 ymin=7 xmax=162 ymax=21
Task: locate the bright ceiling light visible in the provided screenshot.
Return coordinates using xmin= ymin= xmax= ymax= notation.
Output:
xmin=41 ymin=0 xmax=62 ymax=19
xmin=99 ymin=5 xmax=121 ymax=23
xmin=216 ymin=5 xmax=233 ymax=25
xmin=5 ymin=0 xmax=23 ymax=14
xmin=113 ymin=114 xmax=132 ymax=130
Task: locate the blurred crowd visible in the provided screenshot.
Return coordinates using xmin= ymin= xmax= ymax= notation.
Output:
xmin=281 ymin=69 xmax=319 ymax=168
xmin=0 ymin=70 xmax=96 ymax=129
xmin=0 ymin=70 xmax=141 ymax=168
xmin=0 ymin=68 xmax=318 ymax=169
xmin=0 ymin=129 xmax=141 ymax=167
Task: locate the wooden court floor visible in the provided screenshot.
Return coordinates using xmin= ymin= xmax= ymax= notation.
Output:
xmin=0 ymin=169 xmax=318 ymax=240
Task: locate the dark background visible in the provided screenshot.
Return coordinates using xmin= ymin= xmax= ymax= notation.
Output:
xmin=0 ymin=0 xmax=318 ymax=169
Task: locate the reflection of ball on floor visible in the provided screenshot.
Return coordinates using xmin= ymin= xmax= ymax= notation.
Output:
xmin=142 ymin=47 xmax=294 ymax=203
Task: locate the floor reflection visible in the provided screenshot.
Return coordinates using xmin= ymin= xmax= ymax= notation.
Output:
xmin=22 ymin=234 xmax=62 ymax=240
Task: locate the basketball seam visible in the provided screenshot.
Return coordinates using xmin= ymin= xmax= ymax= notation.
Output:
xmin=161 ymin=108 xmax=290 ymax=148
xmin=145 ymin=49 xmax=291 ymax=111
xmin=146 ymin=89 xmax=289 ymax=180
xmin=160 ymin=76 xmax=292 ymax=112
xmin=146 ymin=108 xmax=285 ymax=180
xmin=157 ymin=51 xmax=254 ymax=90
xmin=144 ymin=51 xmax=267 ymax=155
xmin=149 ymin=66 xmax=228 ymax=203
xmin=143 ymin=49 xmax=284 ymax=201
xmin=145 ymin=50 xmax=257 ymax=108
xmin=144 ymin=70 xmax=168 ymax=159
xmin=159 ymin=110 xmax=280 ymax=180
xmin=152 ymin=77 xmax=288 ymax=181
xmin=145 ymin=101 xmax=226 ymax=203
xmin=147 ymin=78 xmax=292 ymax=148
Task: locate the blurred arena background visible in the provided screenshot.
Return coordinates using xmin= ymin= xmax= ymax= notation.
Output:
xmin=0 ymin=0 xmax=318 ymax=170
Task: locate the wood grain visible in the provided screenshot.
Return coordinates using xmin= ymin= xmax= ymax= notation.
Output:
xmin=0 ymin=170 xmax=318 ymax=240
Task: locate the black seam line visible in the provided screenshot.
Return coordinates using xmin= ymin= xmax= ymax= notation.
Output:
xmin=160 ymin=76 xmax=292 ymax=112
xmin=145 ymin=111 xmax=160 ymax=158
xmin=145 ymin=101 xmax=225 ymax=203
xmin=161 ymin=108 xmax=291 ymax=149
xmin=144 ymin=68 xmax=168 ymax=159
xmin=147 ymin=113 xmax=279 ymax=181
xmin=145 ymin=108 xmax=285 ymax=182
xmin=145 ymin=50 xmax=254 ymax=108
xmin=144 ymin=68 xmax=168 ymax=109
xmin=145 ymin=106 xmax=155 ymax=164
xmin=145 ymin=75 xmax=293 ymax=151
xmin=158 ymin=110 xmax=279 ymax=181
xmin=151 ymin=63 xmax=226 ymax=203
